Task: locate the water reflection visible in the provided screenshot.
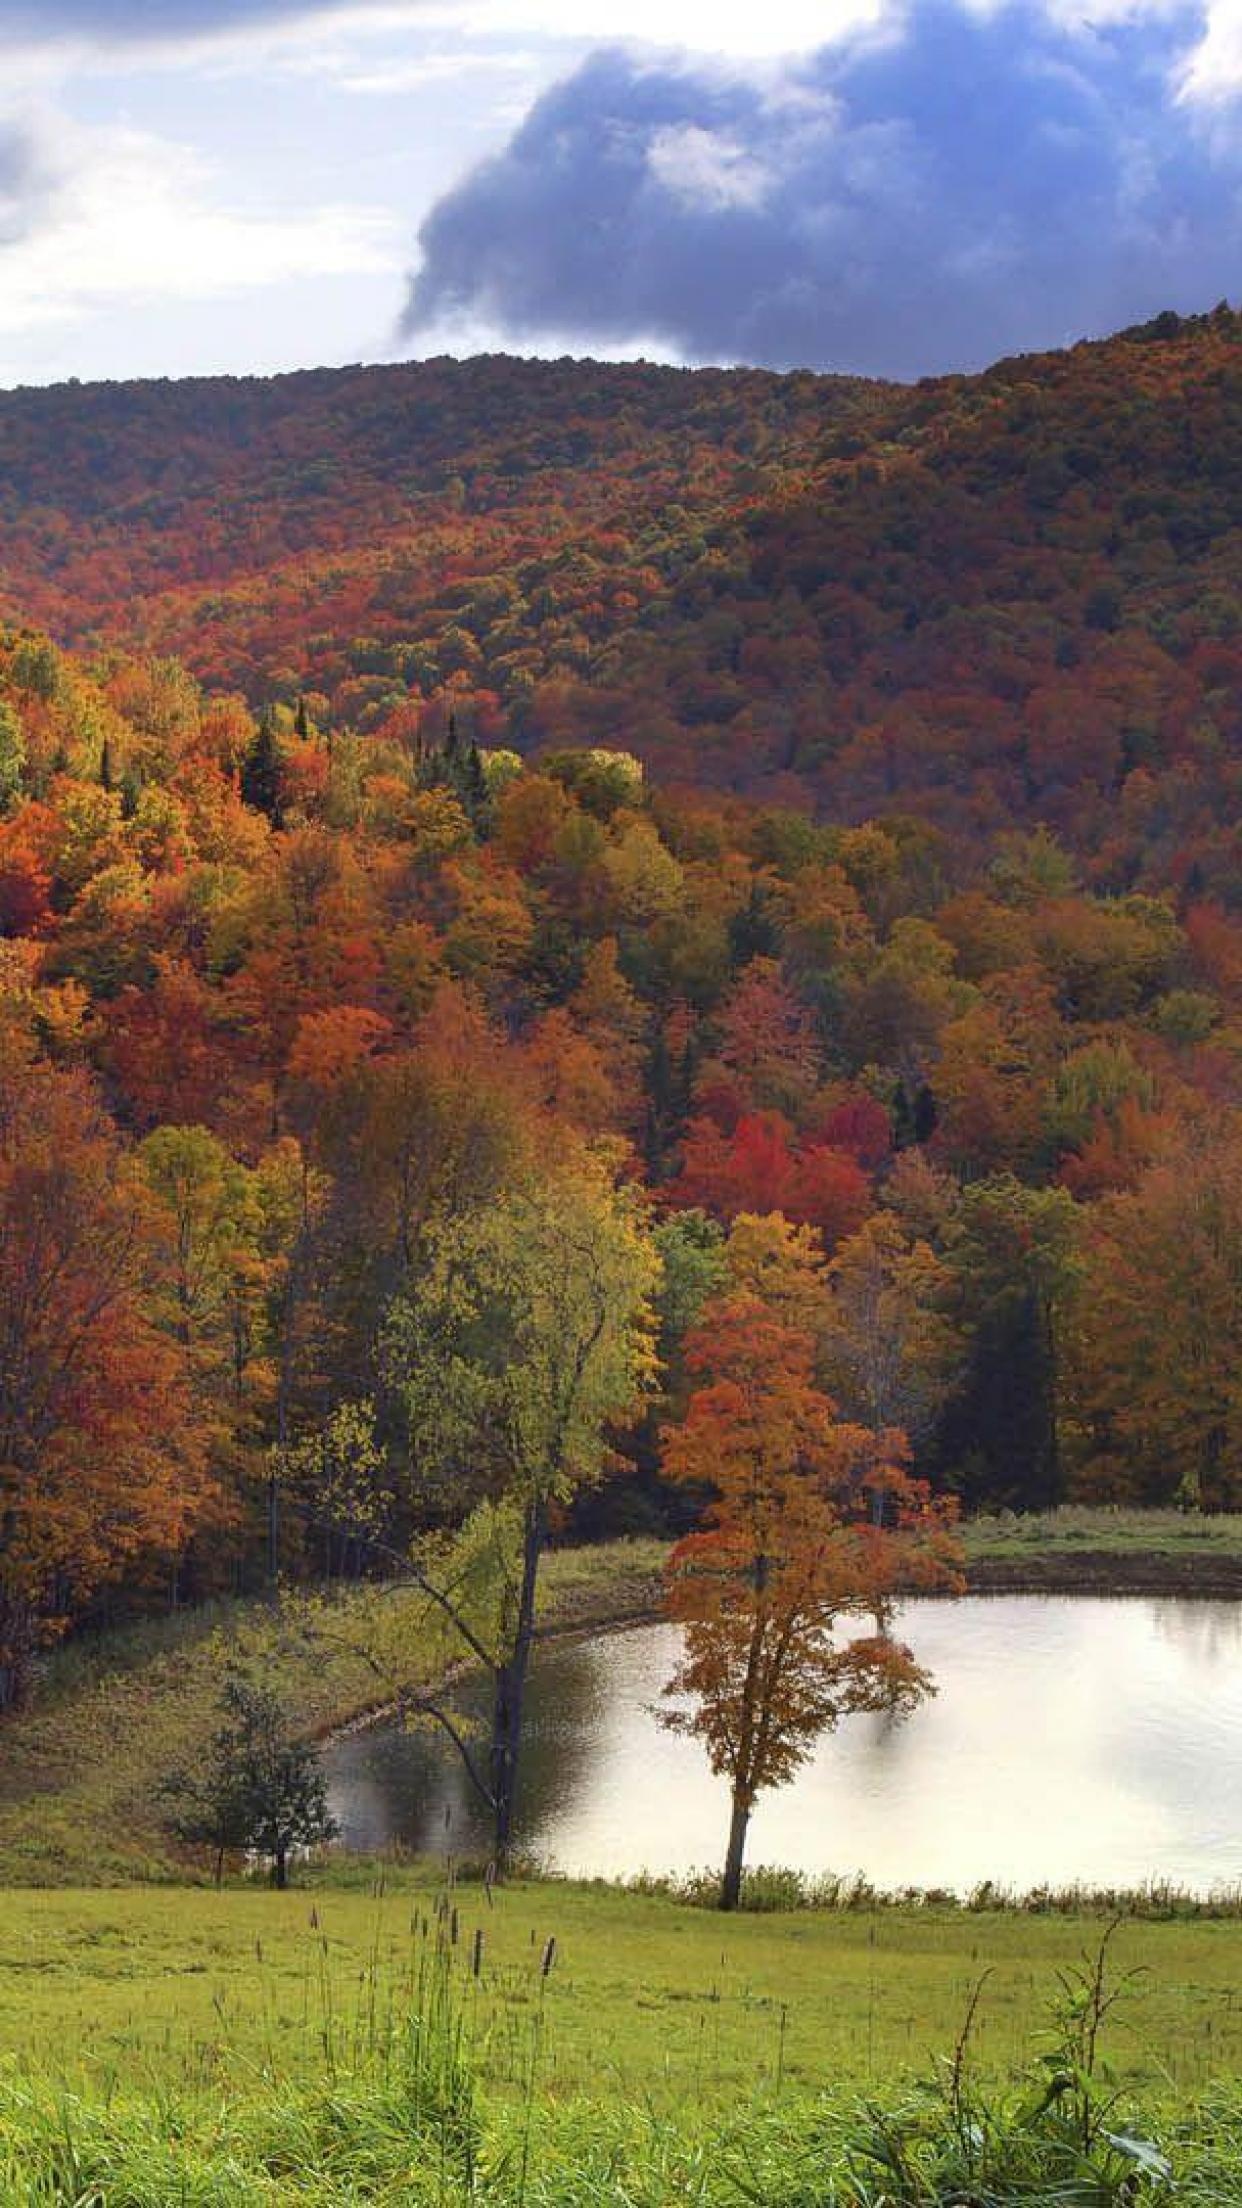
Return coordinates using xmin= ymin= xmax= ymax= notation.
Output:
xmin=1149 ymin=1596 xmax=1242 ymax=1666
xmin=324 ymin=1598 xmax=1242 ymax=1894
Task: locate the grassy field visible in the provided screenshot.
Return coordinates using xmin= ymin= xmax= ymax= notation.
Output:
xmin=3 ymin=2063 xmax=1238 ymax=2205
xmin=2 ymin=1875 xmax=1241 ymax=2104
xmin=963 ymin=1505 xmax=1242 ymax=1580
xmin=0 ymin=1876 xmax=1240 ymax=2201
xmin=0 ymin=1543 xmax=664 ymax=1886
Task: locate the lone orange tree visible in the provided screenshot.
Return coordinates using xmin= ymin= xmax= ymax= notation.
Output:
xmin=660 ymin=1293 xmax=963 ymax=1910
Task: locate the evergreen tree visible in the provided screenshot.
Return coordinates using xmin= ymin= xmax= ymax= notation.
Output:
xmin=160 ymin=1678 xmax=336 ymax=1888
xmin=464 ymin=741 xmax=488 ymax=821
xmin=934 ymin=1179 xmax=1080 ymax=1511
xmin=727 ymin=881 xmax=779 ymax=967
xmin=913 ymin=1083 xmax=939 ymax=1146
xmin=893 ymin=1079 xmax=915 ymax=1150
xmin=241 ymin=714 xmax=285 ymax=825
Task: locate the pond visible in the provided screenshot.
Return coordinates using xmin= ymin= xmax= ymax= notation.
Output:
xmin=323 ymin=1597 xmax=1242 ymax=1894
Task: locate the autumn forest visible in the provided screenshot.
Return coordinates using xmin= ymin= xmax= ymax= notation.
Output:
xmin=4 ymin=305 xmax=1242 ymax=1736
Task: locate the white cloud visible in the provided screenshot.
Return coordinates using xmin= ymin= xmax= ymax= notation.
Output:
xmin=417 ymin=0 xmax=885 ymax=57
xmin=327 ymin=43 xmax=548 ymax=92
xmin=8 ymin=0 xmax=890 ymax=76
xmin=406 ymin=303 xmax=684 ymax=358
xmin=5 ymin=0 xmax=1241 ymax=94
xmin=1178 ymin=0 xmax=1242 ymax=98
xmin=0 ymin=119 xmax=64 ymax=245
xmin=648 ymin=124 xmax=772 ymax=209
xmin=0 ymin=111 xmax=403 ymax=338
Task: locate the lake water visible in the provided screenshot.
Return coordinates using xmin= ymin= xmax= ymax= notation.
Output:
xmin=323 ymin=1597 xmax=1242 ymax=1894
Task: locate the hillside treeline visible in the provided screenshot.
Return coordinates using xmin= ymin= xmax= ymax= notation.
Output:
xmin=2 ymin=614 xmax=1241 ymax=1702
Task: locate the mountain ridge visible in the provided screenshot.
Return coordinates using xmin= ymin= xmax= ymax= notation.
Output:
xmin=1 ymin=307 xmax=1239 ymax=876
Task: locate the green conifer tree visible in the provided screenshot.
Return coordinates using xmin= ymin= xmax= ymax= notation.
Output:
xmin=241 ymin=714 xmax=286 ymax=826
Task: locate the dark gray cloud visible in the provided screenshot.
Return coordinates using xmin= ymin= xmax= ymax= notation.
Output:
xmin=403 ymin=5 xmax=1242 ymax=376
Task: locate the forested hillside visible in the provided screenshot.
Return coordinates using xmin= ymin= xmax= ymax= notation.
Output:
xmin=0 ymin=355 xmax=878 ymax=736
xmin=3 ymin=311 xmax=1242 ymax=1700
xmin=1 ymin=308 xmax=1240 ymax=872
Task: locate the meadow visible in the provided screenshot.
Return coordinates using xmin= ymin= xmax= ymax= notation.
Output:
xmin=4 ymin=1875 xmax=1242 ymax=2099
xmin=1 ymin=1875 xmax=1242 ymax=2202
xmin=963 ymin=1507 xmax=1242 ymax=1582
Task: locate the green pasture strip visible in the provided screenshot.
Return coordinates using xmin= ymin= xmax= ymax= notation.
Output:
xmin=1 ymin=1891 xmax=1242 ymax=2204
xmin=963 ymin=1505 xmax=1242 ymax=1564
xmin=0 ymin=1881 xmax=1239 ymax=2106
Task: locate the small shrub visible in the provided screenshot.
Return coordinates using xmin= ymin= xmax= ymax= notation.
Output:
xmin=850 ymin=1922 xmax=1172 ymax=2205
xmin=160 ymin=1676 xmax=337 ymax=1888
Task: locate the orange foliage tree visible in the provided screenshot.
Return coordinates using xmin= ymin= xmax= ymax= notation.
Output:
xmin=0 ymin=1060 xmax=214 ymax=1707
xmin=660 ymin=1294 xmax=962 ymax=1908
xmin=1069 ymin=1129 xmax=1242 ymax=1508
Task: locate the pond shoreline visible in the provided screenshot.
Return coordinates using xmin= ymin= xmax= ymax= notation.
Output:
xmin=314 ymin=1588 xmax=666 ymax=1745
xmin=318 ymin=1542 xmax=1242 ymax=1750
xmin=325 ymin=1575 xmax=1242 ymax=1895
xmin=558 ymin=1543 xmax=1242 ymax=1606
xmin=965 ymin=1550 xmax=1242 ymax=1598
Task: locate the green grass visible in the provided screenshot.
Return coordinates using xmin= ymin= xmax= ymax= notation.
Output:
xmin=0 ymin=1542 xmax=664 ymax=1887
xmin=1 ymin=1877 xmax=1241 ymax=2105
xmin=6 ymin=2069 xmax=1219 ymax=2206
xmin=963 ymin=1505 xmax=1242 ymax=1565
xmin=0 ymin=1884 xmax=1239 ymax=2201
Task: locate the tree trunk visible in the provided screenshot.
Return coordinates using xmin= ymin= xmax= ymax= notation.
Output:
xmin=717 ymin=1575 xmax=766 ymax=1911
xmin=266 ymin=1473 xmax=281 ymax=1590
xmin=273 ymin=1845 xmax=289 ymax=1891
xmin=491 ymin=1668 xmax=518 ymax=1867
xmin=1042 ymin=1293 xmax=1062 ymax=1507
xmin=489 ymin=1497 xmax=546 ymax=1871
xmin=720 ymin=1790 xmax=751 ymax=1912
xmin=0 ymin=1594 xmax=35 ymax=1714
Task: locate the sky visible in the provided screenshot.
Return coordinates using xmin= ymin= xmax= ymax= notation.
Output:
xmin=0 ymin=0 xmax=1239 ymax=388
